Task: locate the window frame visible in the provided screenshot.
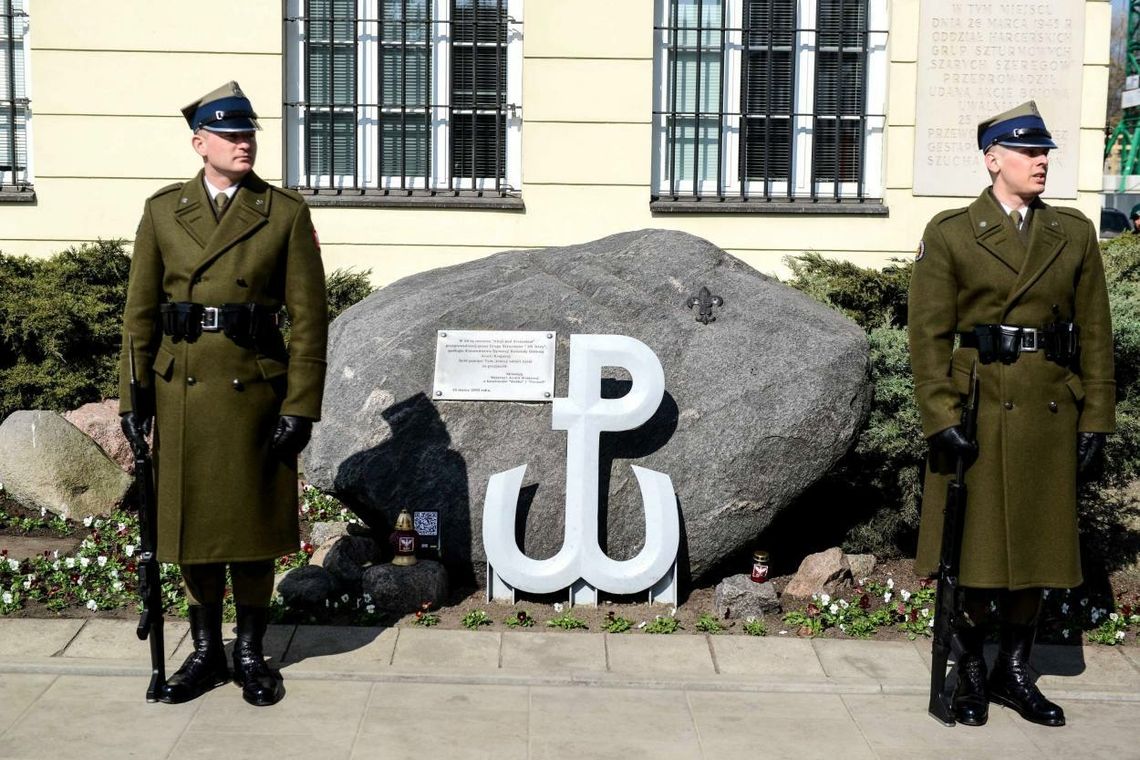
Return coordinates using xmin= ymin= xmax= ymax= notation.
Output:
xmin=0 ymin=0 xmax=32 ymax=199
xmin=284 ymin=0 xmax=523 ymax=204
xmin=651 ymin=0 xmax=887 ymax=210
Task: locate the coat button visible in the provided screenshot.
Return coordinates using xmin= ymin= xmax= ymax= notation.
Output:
xmin=1003 ymin=401 xmax=1014 ymax=410
xmin=232 ymin=379 xmax=244 ymax=391
xmin=1049 ymin=401 xmax=1058 ymax=413
xmin=187 ymin=376 xmax=197 ymax=386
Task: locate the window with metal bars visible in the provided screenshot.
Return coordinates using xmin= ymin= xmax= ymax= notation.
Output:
xmin=653 ymin=0 xmax=886 ymax=208
xmin=0 ymin=0 xmax=30 ymax=194
xmin=285 ymin=0 xmax=521 ymax=203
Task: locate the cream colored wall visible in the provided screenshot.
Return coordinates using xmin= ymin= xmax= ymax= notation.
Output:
xmin=0 ymin=1 xmax=1112 ymax=287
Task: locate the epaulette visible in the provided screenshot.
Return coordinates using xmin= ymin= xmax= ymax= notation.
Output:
xmin=148 ymin=182 xmax=182 ymax=200
xmin=268 ymin=184 xmax=305 ymax=205
xmin=929 ymin=207 xmax=969 ymax=227
xmin=1055 ymin=206 xmax=1090 ymax=222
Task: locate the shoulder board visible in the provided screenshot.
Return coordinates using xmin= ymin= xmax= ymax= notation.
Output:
xmin=268 ymin=185 xmax=305 ymax=204
xmin=148 ymin=182 xmax=182 ymax=200
xmin=1055 ymin=207 xmax=1091 ymax=222
xmin=930 ymin=207 xmax=969 ymax=226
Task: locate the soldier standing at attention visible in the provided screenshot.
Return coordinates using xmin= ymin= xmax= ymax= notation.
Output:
xmin=909 ymin=102 xmax=1115 ymax=727
xmin=118 ymin=82 xmax=328 ymax=706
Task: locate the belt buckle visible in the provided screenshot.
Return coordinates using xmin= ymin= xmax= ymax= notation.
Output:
xmin=1020 ymin=327 xmax=1039 ymax=352
xmin=201 ymin=306 xmax=221 ymax=332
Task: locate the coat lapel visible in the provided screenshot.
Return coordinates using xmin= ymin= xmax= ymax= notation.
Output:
xmin=191 ymin=172 xmax=272 ymax=275
xmin=172 ymin=173 xmax=215 ymax=250
xmin=968 ymin=190 xmax=1022 ymax=274
xmin=1002 ymin=201 xmax=1067 ymax=315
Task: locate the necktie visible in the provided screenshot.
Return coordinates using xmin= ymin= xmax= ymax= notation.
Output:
xmin=1009 ymin=209 xmax=1022 ymax=231
xmin=214 ymin=193 xmax=229 ymax=218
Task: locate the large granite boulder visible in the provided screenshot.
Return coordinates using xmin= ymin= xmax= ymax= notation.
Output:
xmin=63 ymin=399 xmax=139 ymax=474
xmin=304 ymin=230 xmax=871 ymax=584
xmin=0 ymin=410 xmax=132 ymax=520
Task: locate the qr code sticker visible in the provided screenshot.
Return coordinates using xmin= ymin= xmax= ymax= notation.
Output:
xmin=413 ymin=510 xmax=439 ymax=536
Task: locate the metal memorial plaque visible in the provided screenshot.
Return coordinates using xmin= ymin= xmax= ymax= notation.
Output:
xmin=913 ymin=1 xmax=1084 ymax=198
xmin=433 ymin=330 xmax=556 ymax=401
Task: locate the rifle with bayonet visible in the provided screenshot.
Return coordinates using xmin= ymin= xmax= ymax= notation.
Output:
xmin=128 ymin=337 xmax=166 ymax=702
xmin=928 ymin=360 xmax=980 ymax=726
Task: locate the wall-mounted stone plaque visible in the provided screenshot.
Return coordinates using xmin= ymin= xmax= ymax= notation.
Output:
xmin=913 ymin=1 xmax=1084 ymax=198
xmin=433 ymin=330 xmax=556 ymax=401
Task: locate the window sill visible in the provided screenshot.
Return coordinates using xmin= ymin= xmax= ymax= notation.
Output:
xmin=0 ymin=186 xmax=36 ymax=204
xmin=650 ymin=198 xmax=888 ymax=215
xmin=297 ymin=189 xmax=524 ymax=211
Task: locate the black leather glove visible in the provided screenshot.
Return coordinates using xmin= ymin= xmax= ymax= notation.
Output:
xmin=272 ymin=415 xmax=312 ymax=457
xmin=120 ymin=411 xmax=153 ymax=459
xmin=1077 ymin=432 xmax=1106 ymax=473
xmin=928 ymin=425 xmax=976 ymax=457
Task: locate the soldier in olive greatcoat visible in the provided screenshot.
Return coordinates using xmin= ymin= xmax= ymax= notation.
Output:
xmin=119 ymin=82 xmax=328 ymax=707
xmin=909 ymin=102 xmax=1115 ymax=728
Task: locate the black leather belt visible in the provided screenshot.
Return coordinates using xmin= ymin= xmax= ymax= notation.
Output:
xmin=959 ymin=322 xmax=1078 ymax=366
xmin=160 ymin=302 xmax=280 ymax=343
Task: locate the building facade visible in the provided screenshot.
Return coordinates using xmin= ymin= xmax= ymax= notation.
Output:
xmin=0 ymin=0 xmax=1113 ymax=283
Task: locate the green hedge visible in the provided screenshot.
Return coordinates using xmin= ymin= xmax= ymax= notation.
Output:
xmin=785 ymin=239 xmax=1140 ymax=571
xmin=0 ymin=241 xmax=375 ymax=421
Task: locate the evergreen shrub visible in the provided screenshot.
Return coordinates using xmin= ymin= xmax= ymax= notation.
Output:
xmin=0 ymin=240 xmax=376 ymax=421
xmin=785 ymin=241 xmax=1140 ymax=570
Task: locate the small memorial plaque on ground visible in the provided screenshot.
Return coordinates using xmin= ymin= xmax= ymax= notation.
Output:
xmin=432 ymin=330 xmax=556 ymax=401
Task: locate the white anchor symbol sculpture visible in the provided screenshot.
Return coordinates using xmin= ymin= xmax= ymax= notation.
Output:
xmin=483 ymin=334 xmax=679 ymax=604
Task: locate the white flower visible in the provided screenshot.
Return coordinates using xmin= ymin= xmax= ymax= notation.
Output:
xmin=829 ymin=604 xmax=839 ymax=615
xmin=1061 ymin=603 xmax=1070 ymax=614
xmin=1062 ymin=628 xmax=1071 ymax=638
xmin=745 ymin=616 xmax=757 ymax=623
xmin=921 ymin=608 xmax=931 ymax=617
xmin=124 ymin=545 xmax=136 ymax=557
xmin=86 ymin=599 xmax=97 ymax=611
xmin=1080 ymin=598 xmax=1090 ymax=607
xmin=819 ymin=593 xmax=831 ymax=605
xmin=111 ymin=581 xmax=123 ymax=592
xmin=64 ymin=558 xmax=76 ymax=569
xmin=52 ymin=560 xmax=60 ymax=571
xmin=1110 ymin=612 xmax=1120 ymax=622
xmin=40 ymin=507 xmax=47 ymax=517
xmin=340 ymin=594 xmax=350 ymax=603
xmin=94 ymin=519 xmax=104 ymax=529
xmin=553 ymin=602 xmax=564 ymax=613
xmin=839 ymin=599 xmax=849 ymax=609
xmin=96 ymin=556 xmax=108 ymax=567
xmin=1116 ymin=631 xmax=1125 ymax=641
xmin=669 ymin=607 xmax=677 ymax=616
xmin=110 ymin=569 xmax=118 ymax=579
xmin=22 ymin=578 xmax=31 ymax=590
xmin=928 ymin=618 xmax=935 ymax=627
xmin=886 ymin=578 xmax=894 ymax=589
xmin=778 ymin=630 xmax=788 ymax=635
xmin=6 ymin=558 xmax=18 ymax=572
xmin=79 ymin=557 xmax=90 ymax=569
xmin=839 ymin=624 xmax=846 ymax=631
xmin=1 ymin=592 xmax=11 ymax=605
xmin=900 ymin=590 xmax=912 ymax=602
xmin=363 ymin=593 xmax=372 ymax=603
xmin=883 ymin=591 xmax=892 ymax=603
xmin=83 ymin=516 xmax=94 ymax=527
xmin=636 ymin=621 xmax=647 ymax=629
xmin=365 ymin=604 xmax=375 ymax=614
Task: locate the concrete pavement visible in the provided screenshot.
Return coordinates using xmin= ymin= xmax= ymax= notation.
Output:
xmin=0 ymin=618 xmax=1137 ymax=759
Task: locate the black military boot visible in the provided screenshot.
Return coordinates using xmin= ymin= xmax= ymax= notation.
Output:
xmin=951 ymin=622 xmax=989 ymax=726
xmin=988 ymin=623 xmax=1065 ymax=726
xmin=232 ymin=605 xmax=284 ymax=706
xmin=160 ymin=604 xmax=229 ymax=704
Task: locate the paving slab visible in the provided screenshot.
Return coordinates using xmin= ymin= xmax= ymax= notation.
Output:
xmin=1120 ymin=645 xmax=1140 ymax=672
xmin=500 ymin=631 xmax=605 ymax=674
xmin=0 ymin=675 xmax=198 ymax=760
xmin=61 ymin=617 xmax=187 ymax=661
xmin=529 ymin=684 xmax=701 ymax=759
xmin=170 ymin=729 xmax=357 ymax=760
xmin=687 ymin=691 xmax=876 ymax=759
xmin=813 ymin=638 xmax=930 ymax=682
xmin=606 ymin=633 xmax=716 ymax=676
xmin=841 ymin=692 xmax=1037 ymax=759
xmin=711 ymin=635 xmax=827 ymax=679
xmin=356 ymin=682 xmax=529 ymax=760
xmin=280 ymin=625 xmax=396 ymax=675
xmin=1033 ymin=643 xmax=1140 ymax=690
xmin=1004 ymin=698 xmax=1140 ymax=758
xmin=0 ymin=673 xmax=55 ymax=735
xmin=0 ymin=619 xmax=84 ymax=658
xmin=390 ymin=628 xmax=501 ymax=673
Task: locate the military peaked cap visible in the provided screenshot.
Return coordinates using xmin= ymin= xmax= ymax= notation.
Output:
xmin=976 ymin=100 xmax=1057 ymax=151
xmin=181 ymin=81 xmax=261 ymax=133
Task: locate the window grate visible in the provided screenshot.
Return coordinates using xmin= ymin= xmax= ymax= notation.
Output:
xmin=0 ymin=0 xmax=29 ymax=191
xmin=286 ymin=0 xmax=517 ymax=197
xmin=654 ymin=0 xmax=886 ymax=205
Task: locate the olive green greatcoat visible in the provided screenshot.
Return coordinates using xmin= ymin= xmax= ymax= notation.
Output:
xmin=909 ymin=189 xmax=1115 ymax=590
xmin=118 ymin=171 xmax=328 ymax=564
